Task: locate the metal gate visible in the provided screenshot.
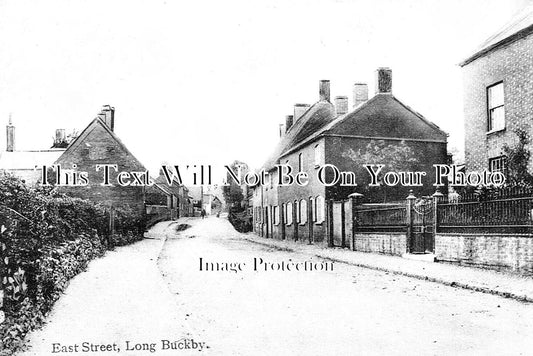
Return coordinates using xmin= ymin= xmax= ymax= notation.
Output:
xmin=410 ymin=197 xmax=435 ymax=253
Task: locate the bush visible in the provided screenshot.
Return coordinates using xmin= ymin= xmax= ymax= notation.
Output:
xmin=0 ymin=174 xmax=144 ymax=355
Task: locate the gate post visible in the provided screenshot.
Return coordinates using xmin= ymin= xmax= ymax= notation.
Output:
xmin=406 ymin=190 xmax=416 ymax=254
xmin=349 ymin=193 xmax=363 ymax=251
xmin=432 ymin=188 xmax=444 ymax=238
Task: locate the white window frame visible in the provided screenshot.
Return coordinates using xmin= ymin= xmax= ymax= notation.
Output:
xmin=487 ymin=82 xmax=505 ymax=132
xmin=286 ymin=202 xmax=293 ymax=225
xmin=315 ymin=196 xmax=325 ymax=223
xmin=299 ymin=199 xmax=307 ymax=225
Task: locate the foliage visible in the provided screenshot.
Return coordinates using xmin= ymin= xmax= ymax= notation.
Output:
xmin=222 ymin=160 xmax=246 ymax=210
xmin=0 ymin=174 xmax=143 ymax=355
xmin=502 ymin=128 xmax=533 ymax=187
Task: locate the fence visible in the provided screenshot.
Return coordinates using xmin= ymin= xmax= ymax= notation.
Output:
xmin=353 ymin=203 xmax=408 ymax=233
xmin=437 ymin=195 xmax=533 ymax=234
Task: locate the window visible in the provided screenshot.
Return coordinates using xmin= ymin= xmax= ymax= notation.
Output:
xmin=489 ymin=156 xmax=507 ymax=174
xmin=295 ymin=200 xmax=300 ymax=223
xmin=298 ymin=153 xmax=303 ymax=172
xmin=286 ymin=202 xmax=293 ymax=225
xmin=314 ymin=144 xmax=321 ymax=167
xmin=273 ymin=206 xmax=279 ymax=225
xmin=315 ymin=196 xmax=325 ymax=223
xmin=299 ymin=199 xmax=307 ymax=224
xmin=487 ymin=82 xmax=505 ymax=132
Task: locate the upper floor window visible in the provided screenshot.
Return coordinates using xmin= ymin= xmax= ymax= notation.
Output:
xmin=314 ymin=144 xmax=321 ymax=167
xmin=487 ymin=82 xmax=505 ymax=132
xmin=489 ymin=156 xmax=507 ymax=174
xmin=298 ymin=153 xmax=303 ymax=172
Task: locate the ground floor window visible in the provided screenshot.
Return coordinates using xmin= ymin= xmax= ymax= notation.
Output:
xmin=286 ymin=202 xmax=293 ymax=225
xmin=489 ymin=156 xmax=507 ymax=174
xmin=315 ymin=196 xmax=325 ymax=223
xmin=299 ymin=199 xmax=307 ymax=224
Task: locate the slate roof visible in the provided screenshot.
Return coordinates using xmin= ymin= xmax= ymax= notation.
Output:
xmin=280 ymin=93 xmax=447 ymax=159
xmin=262 ymin=100 xmax=336 ymax=170
xmin=461 ymin=4 xmax=533 ymax=66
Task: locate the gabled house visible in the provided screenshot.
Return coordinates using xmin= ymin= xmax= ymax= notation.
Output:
xmin=254 ymin=68 xmax=448 ymax=244
xmin=461 ymin=5 xmax=533 ymax=174
xmin=54 ymin=105 xmax=146 ymax=216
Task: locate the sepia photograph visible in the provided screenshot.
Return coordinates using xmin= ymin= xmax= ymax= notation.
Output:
xmin=1 ymin=0 xmax=533 ymax=355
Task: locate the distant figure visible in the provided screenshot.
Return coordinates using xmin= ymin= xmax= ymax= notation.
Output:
xmin=201 ymin=209 xmax=206 ymax=219
xmin=216 ymin=212 xmax=220 ymax=218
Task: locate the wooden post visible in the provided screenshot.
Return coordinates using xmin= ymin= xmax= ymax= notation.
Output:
xmin=327 ymin=199 xmax=334 ymax=247
xmin=308 ymin=197 xmax=313 ymax=245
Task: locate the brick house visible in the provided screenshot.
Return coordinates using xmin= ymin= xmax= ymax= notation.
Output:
xmin=54 ymin=105 xmax=146 ymax=216
xmin=253 ymin=68 xmax=448 ymax=244
xmin=461 ymin=5 xmax=533 ymax=174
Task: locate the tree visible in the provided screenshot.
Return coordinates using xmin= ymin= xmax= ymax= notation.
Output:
xmin=222 ymin=160 xmax=246 ymax=211
xmin=501 ymin=129 xmax=533 ymax=187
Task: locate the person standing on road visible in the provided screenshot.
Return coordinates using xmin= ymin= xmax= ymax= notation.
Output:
xmin=201 ymin=209 xmax=206 ymax=219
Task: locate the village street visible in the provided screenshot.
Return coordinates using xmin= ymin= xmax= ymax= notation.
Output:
xmin=20 ymin=217 xmax=533 ymax=356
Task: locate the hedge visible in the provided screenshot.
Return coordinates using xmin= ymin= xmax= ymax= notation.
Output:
xmin=0 ymin=175 xmax=144 ymax=355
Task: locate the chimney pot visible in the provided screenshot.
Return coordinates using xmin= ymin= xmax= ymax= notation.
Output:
xmin=375 ymin=68 xmax=392 ymax=94
xmin=294 ymin=103 xmax=310 ymax=122
xmin=6 ymin=116 xmax=14 ymax=152
xmin=353 ymin=83 xmax=369 ymax=108
xmin=99 ymin=105 xmax=115 ymax=131
xmin=285 ymin=115 xmax=294 ymax=132
xmin=319 ymin=80 xmax=330 ymax=102
xmin=334 ymin=96 xmax=349 ymax=115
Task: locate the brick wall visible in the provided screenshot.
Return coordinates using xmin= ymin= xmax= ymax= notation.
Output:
xmin=55 ymin=122 xmax=146 ymax=216
xmin=462 ymin=33 xmax=533 ymax=172
xmin=435 ymin=233 xmax=533 ymax=273
xmin=353 ymin=233 xmax=407 ymax=256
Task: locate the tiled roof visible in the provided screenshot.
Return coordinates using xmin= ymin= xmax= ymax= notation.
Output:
xmin=461 ymin=5 xmax=533 ymax=66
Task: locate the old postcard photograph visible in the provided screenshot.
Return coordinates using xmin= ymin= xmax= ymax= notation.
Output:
xmin=1 ymin=0 xmax=533 ymax=355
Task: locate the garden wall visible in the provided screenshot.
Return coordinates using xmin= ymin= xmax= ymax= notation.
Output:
xmin=435 ymin=233 xmax=533 ymax=274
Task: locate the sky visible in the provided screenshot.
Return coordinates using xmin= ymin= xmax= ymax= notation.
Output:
xmin=0 ymin=0 xmax=531 ymax=173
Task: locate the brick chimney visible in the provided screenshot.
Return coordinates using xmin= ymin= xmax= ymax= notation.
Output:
xmin=353 ymin=83 xmax=369 ymax=108
xmin=375 ymin=68 xmax=392 ymax=94
xmin=294 ymin=103 xmax=310 ymax=122
xmin=285 ymin=115 xmax=294 ymax=132
xmin=6 ymin=114 xmax=14 ymax=152
xmin=279 ymin=123 xmax=285 ymax=138
xmin=319 ymin=80 xmax=330 ymax=102
xmin=99 ymin=105 xmax=115 ymax=131
xmin=334 ymin=96 xmax=348 ymax=115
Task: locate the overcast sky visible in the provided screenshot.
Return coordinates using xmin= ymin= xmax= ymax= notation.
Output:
xmin=0 ymin=0 xmax=530 ymax=173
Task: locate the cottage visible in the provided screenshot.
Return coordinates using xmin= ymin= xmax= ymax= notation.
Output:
xmin=254 ymin=68 xmax=448 ymax=244
xmin=461 ymin=5 xmax=533 ymax=174
xmin=54 ymin=105 xmax=146 ymax=216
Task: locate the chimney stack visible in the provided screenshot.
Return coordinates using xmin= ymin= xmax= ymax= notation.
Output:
xmin=319 ymin=80 xmax=330 ymax=102
xmin=294 ymin=103 xmax=310 ymax=122
xmin=353 ymin=83 xmax=369 ymax=108
xmin=375 ymin=68 xmax=392 ymax=94
xmin=55 ymin=129 xmax=66 ymax=144
xmin=285 ymin=115 xmax=294 ymax=132
xmin=6 ymin=114 xmax=14 ymax=152
xmin=99 ymin=105 xmax=115 ymax=131
xmin=279 ymin=123 xmax=286 ymax=138
xmin=334 ymin=96 xmax=349 ymax=115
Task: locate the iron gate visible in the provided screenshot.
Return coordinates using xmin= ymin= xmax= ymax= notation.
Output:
xmin=410 ymin=197 xmax=435 ymax=253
